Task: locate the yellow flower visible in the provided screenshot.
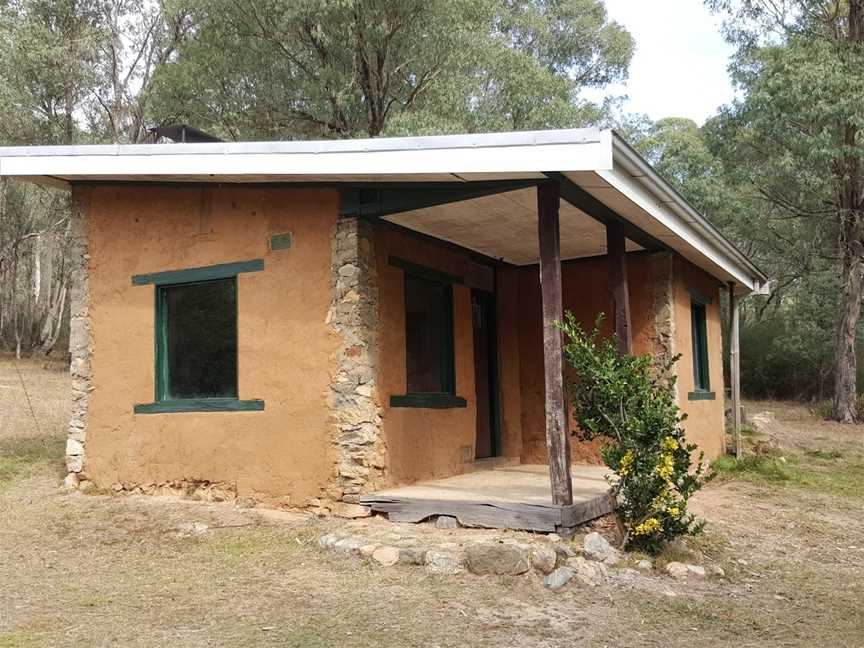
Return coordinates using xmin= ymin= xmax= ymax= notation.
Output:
xmin=668 ymin=506 xmax=681 ymax=517
xmin=660 ymin=436 xmax=679 ymax=452
xmin=657 ymin=453 xmax=675 ymax=480
xmin=618 ymin=450 xmax=634 ymax=476
xmin=631 ymin=517 xmax=661 ymax=536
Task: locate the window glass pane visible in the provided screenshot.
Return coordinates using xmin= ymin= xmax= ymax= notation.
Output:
xmin=405 ymin=275 xmax=451 ymax=393
xmin=163 ymin=278 xmax=237 ymax=399
xmin=691 ymin=301 xmax=709 ymax=390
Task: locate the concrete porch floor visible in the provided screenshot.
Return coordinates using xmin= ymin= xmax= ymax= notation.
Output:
xmin=359 ymin=464 xmax=615 ymax=533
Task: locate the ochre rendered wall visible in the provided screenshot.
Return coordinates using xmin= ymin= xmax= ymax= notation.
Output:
xmin=673 ymin=257 xmax=727 ymax=460
xmin=375 ymin=225 xmax=482 ymax=485
xmin=515 ymin=253 xmax=726 ymax=465
xmin=84 ymin=185 xmax=339 ymax=506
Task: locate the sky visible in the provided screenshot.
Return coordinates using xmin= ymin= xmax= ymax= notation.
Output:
xmin=585 ymin=0 xmax=738 ymax=125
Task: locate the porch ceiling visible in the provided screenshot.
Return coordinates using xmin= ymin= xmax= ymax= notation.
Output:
xmin=383 ymin=184 xmax=643 ymax=265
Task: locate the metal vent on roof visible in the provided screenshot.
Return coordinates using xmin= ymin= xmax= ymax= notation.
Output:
xmin=148 ymin=124 xmax=224 ymax=144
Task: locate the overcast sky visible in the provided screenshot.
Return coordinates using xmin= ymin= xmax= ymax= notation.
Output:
xmin=585 ymin=0 xmax=737 ymax=125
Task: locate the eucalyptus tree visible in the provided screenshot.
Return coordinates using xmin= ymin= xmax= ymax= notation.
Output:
xmin=149 ymin=0 xmax=634 ymax=139
xmin=706 ymin=0 xmax=864 ymax=421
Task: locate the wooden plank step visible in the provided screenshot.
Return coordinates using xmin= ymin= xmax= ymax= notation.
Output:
xmin=359 ymin=492 xmax=616 ymax=533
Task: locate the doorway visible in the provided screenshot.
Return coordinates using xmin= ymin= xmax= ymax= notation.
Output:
xmin=472 ymin=289 xmax=500 ymax=459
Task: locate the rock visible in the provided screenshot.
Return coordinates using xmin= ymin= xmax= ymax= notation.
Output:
xmin=425 ymin=550 xmax=463 ymax=575
xmin=531 ymin=546 xmax=558 ymax=574
xmin=111 ymin=482 xmax=124 ymax=492
xmin=63 ymin=473 xmax=79 ymax=491
xmin=398 ymin=547 xmax=428 ymax=565
xmin=317 ymin=534 xmax=339 ymax=550
xmin=333 ymin=503 xmax=371 ymax=519
xmin=583 ymin=532 xmax=621 ymax=565
xmin=544 ymin=567 xmax=575 ymax=590
xmin=333 ymin=537 xmax=365 ymax=554
xmin=78 ymin=480 xmax=97 ymax=494
xmin=465 ymin=543 xmax=531 ymax=576
xmin=176 ymin=521 xmax=209 ymax=536
xmin=371 ymin=546 xmax=400 ymax=567
xmin=434 ymin=515 xmax=459 ymax=529
xmin=665 ymin=561 xmax=689 ymax=579
xmin=686 ymin=564 xmax=706 ymax=578
xmin=359 ymin=544 xmax=378 ymax=557
xmin=709 ymin=565 xmax=726 ymax=578
xmin=546 ymin=533 xmax=563 ymax=543
xmin=552 ymin=542 xmax=577 ymax=561
xmin=636 ymin=559 xmax=653 ymax=572
xmin=567 ymin=556 xmax=607 ymax=586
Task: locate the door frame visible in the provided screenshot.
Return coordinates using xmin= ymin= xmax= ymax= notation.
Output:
xmin=472 ymin=287 xmax=502 ymax=458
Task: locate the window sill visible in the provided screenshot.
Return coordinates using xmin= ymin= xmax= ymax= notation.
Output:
xmin=390 ymin=393 xmax=467 ymax=409
xmin=687 ymin=390 xmax=716 ymax=401
xmin=134 ymin=399 xmax=265 ymax=414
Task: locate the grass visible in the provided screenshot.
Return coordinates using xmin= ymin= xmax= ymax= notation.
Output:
xmin=712 ymin=448 xmax=864 ymax=500
xmin=0 ymin=436 xmax=64 ymax=490
xmin=2 ymin=361 xmax=864 ymax=647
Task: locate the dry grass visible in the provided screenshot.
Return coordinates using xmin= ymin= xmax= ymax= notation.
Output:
xmin=0 ymin=360 xmax=862 ymax=647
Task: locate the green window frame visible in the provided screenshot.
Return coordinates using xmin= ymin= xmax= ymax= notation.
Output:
xmin=688 ymin=299 xmax=715 ymax=401
xmin=132 ymin=260 xmax=265 ymax=414
xmin=389 ymin=257 xmax=466 ymax=409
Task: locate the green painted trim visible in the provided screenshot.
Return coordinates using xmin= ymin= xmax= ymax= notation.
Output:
xmin=134 ymin=399 xmax=265 ymax=414
xmin=687 ymin=391 xmax=716 ymax=401
xmin=390 ymin=394 xmax=467 ymax=409
xmin=691 ymin=300 xmax=710 ymax=391
xmin=155 ymin=285 xmax=169 ymax=401
xmin=132 ymin=259 xmax=264 ymax=286
xmin=390 ymin=256 xmax=463 ymax=285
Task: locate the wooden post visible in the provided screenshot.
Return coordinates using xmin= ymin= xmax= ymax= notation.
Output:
xmin=537 ymin=182 xmax=573 ymax=507
xmin=729 ymin=282 xmax=742 ymax=459
xmin=606 ymin=221 xmax=632 ymax=355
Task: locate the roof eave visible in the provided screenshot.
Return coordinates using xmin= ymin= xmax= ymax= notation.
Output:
xmin=611 ymin=132 xmax=769 ymax=293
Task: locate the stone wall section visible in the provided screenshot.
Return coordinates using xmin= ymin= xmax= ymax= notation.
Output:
xmin=327 ymin=217 xmax=387 ymax=505
xmin=648 ymin=252 xmax=678 ymax=398
xmin=64 ymin=185 xmax=93 ymax=489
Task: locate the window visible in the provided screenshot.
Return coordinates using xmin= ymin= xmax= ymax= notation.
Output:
xmin=389 ymin=258 xmax=466 ymax=409
xmin=132 ymin=259 xmax=265 ymax=414
xmin=689 ymin=300 xmax=714 ymax=399
xmin=159 ymin=279 xmax=237 ymax=400
xmin=405 ymin=274 xmax=454 ymax=394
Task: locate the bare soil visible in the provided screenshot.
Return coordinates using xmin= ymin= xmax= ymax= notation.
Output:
xmin=1 ymin=360 xmax=862 ymax=647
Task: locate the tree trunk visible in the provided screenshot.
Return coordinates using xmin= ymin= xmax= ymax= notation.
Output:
xmin=832 ymin=218 xmax=863 ymax=422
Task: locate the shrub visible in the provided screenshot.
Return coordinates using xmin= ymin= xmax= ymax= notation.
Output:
xmin=559 ymin=313 xmax=708 ymax=554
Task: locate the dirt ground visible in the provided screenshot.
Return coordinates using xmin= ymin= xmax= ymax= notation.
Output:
xmin=1 ymin=357 xmax=863 ymax=647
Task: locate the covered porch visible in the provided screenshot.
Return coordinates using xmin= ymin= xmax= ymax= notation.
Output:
xmin=360 ymin=464 xmax=614 ymax=533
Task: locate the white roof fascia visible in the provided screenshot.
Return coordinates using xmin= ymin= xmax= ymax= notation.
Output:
xmin=606 ymin=133 xmax=768 ymax=293
xmin=0 ymin=128 xmax=612 ymax=181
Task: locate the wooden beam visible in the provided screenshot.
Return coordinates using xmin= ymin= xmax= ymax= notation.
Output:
xmin=729 ymin=283 xmax=742 ymax=459
xmin=606 ymin=221 xmax=632 ymax=354
xmin=537 ymin=182 xmax=573 ymax=507
xmin=544 ymin=172 xmax=668 ymax=253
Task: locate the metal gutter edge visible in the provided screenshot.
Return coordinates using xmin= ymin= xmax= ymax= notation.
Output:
xmin=611 ymin=131 xmax=769 ymax=290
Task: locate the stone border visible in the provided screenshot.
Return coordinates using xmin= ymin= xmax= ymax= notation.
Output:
xmin=326 ymin=217 xmax=387 ymax=508
xmin=65 ymin=186 xmax=93 ymax=490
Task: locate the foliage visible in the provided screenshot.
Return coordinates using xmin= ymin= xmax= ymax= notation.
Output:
xmin=150 ymin=0 xmax=634 ymax=139
xmin=705 ymin=0 xmax=864 ymax=422
xmin=559 ymin=313 xmax=708 ymax=553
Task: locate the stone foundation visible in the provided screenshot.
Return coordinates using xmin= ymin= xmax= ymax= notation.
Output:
xmin=65 ymin=186 xmax=93 ymax=489
xmin=327 ymin=217 xmax=387 ymax=505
